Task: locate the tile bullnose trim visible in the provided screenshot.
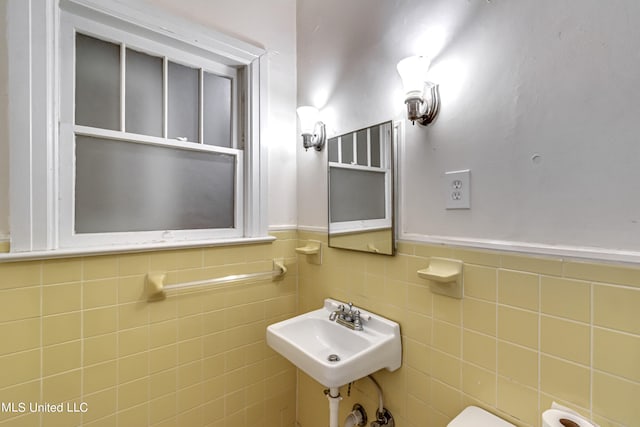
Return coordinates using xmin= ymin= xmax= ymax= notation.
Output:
xmin=400 ymin=233 xmax=640 ymax=266
xmin=0 ymin=236 xmax=276 ymax=263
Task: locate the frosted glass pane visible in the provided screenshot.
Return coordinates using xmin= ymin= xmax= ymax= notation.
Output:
xmin=203 ymin=72 xmax=232 ymax=147
xmin=168 ymin=62 xmax=199 ymax=143
xmin=341 ymin=133 xmax=353 ymax=164
xmin=75 ymin=33 xmax=120 ymax=130
xmin=329 ymin=168 xmax=385 ymax=222
xmin=126 ymin=48 xmax=163 ymax=137
xmin=370 ymin=125 xmax=381 ymax=167
xmin=356 ymin=129 xmax=368 ymax=166
xmin=328 ymin=137 xmax=339 ymax=163
xmin=75 ymin=136 xmax=235 ymax=233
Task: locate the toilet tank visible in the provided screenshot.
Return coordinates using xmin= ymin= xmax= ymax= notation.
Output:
xmin=448 ymin=406 xmax=516 ymax=427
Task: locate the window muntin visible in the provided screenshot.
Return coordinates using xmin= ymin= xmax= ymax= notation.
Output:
xmin=59 ymin=12 xmax=244 ymax=247
xmin=74 ymin=32 xmax=236 ymax=147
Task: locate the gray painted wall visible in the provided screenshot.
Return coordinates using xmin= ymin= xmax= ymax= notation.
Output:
xmin=297 ymin=0 xmax=640 ymax=255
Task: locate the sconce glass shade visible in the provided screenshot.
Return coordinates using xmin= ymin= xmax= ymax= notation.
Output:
xmin=396 ymin=55 xmax=440 ymax=126
xmin=296 ymin=106 xmax=321 ymax=135
xmin=296 ymin=106 xmax=326 ymax=151
xmin=396 ymin=56 xmax=431 ymax=98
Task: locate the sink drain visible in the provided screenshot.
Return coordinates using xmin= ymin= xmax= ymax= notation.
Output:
xmin=327 ymin=354 xmax=340 ymax=362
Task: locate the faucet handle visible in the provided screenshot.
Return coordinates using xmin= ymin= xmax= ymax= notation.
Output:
xmin=347 ymin=302 xmax=353 ymax=312
xmin=353 ymin=310 xmax=363 ymax=330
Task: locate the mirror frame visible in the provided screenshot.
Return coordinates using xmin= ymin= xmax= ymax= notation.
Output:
xmin=327 ymin=120 xmax=397 ymax=255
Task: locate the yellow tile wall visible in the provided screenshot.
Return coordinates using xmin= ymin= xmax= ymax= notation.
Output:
xmin=296 ymin=231 xmax=640 ymax=427
xmin=5 ymin=230 xmax=638 ymax=427
xmin=0 ymin=231 xmax=298 ymax=427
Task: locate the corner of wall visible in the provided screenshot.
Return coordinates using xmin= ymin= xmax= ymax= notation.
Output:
xmin=0 ymin=1 xmax=10 ymax=237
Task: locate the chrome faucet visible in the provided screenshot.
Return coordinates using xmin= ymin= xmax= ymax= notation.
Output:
xmin=329 ymin=302 xmax=364 ymax=331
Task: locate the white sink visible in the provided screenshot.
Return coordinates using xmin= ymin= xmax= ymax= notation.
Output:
xmin=266 ymin=298 xmax=402 ymax=388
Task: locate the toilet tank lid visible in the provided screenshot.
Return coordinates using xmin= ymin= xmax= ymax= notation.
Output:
xmin=448 ymin=406 xmax=515 ymax=427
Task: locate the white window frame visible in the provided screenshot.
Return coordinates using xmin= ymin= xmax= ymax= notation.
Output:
xmin=59 ymin=12 xmax=244 ymax=247
xmin=7 ymin=0 xmax=269 ymax=254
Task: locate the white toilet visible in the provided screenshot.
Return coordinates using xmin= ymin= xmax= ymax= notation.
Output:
xmin=448 ymin=406 xmax=516 ymax=427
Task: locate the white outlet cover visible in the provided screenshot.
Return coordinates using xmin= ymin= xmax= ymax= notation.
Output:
xmin=445 ymin=169 xmax=470 ymax=209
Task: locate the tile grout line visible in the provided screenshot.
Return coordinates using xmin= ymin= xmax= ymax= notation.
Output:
xmin=494 ymin=267 xmax=499 ymax=412
xmin=80 ymin=259 xmax=85 ymax=426
xmin=39 ymin=262 xmax=44 ymax=427
xmin=537 ymin=272 xmax=542 ymax=426
xmin=589 ymin=281 xmax=594 ymax=421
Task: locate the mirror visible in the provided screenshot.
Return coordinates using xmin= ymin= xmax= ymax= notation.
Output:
xmin=328 ymin=121 xmax=395 ymax=255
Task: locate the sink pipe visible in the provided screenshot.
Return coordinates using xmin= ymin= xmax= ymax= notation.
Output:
xmin=368 ymin=375 xmax=395 ymax=427
xmin=324 ymin=376 xmax=394 ymax=427
xmin=325 ymin=387 xmax=342 ymax=427
xmin=325 ymin=388 xmax=368 ymax=427
xmin=368 ymin=375 xmax=384 ymax=415
xmin=344 ymin=404 xmax=367 ymax=427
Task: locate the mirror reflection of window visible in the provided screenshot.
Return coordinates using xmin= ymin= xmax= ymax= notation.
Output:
xmin=330 ymin=169 xmax=385 ymax=222
xmin=328 ymin=121 xmax=395 ymax=255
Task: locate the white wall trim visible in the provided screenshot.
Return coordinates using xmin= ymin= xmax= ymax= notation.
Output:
xmin=400 ymin=232 xmax=640 ymax=265
xmin=278 ymin=226 xmax=640 ymax=265
xmin=243 ymin=53 xmax=270 ymax=238
xmin=7 ymin=0 xmax=59 ymax=252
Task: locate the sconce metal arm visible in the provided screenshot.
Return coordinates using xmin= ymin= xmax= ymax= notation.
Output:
xmin=406 ymin=84 xmax=440 ymax=126
xmin=302 ymin=121 xmax=326 ymax=151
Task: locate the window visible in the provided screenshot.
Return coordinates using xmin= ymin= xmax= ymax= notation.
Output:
xmin=7 ymin=0 xmax=268 ymax=253
xmin=59 ymin=17 xmax=244 ymax=247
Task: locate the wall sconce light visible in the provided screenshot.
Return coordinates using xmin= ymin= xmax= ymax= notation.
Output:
xmin=296 ymin=106 xmax=326 ymax=151
xmin=396 ymin=56 xmax=440 ymax=126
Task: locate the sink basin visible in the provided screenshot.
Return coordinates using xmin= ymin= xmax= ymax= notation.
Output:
xmin=266 ymin=298 xmax=401 ymax=388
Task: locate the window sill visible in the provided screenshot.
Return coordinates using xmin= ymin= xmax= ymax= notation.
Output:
xmin=0 ymin=236 xmax=276 ymax=263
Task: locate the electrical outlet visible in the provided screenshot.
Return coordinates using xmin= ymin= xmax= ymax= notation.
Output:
xmin=445 ymin=170 xmax=470 ymax=209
